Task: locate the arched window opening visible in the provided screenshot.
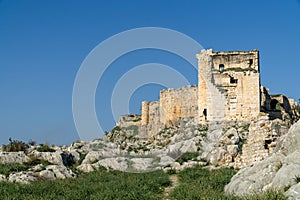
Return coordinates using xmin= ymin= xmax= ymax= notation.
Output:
xmin=219 ymin=64 xmax=224 ymax=71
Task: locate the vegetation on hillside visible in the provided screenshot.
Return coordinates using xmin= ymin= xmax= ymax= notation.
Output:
xmin=0 ymin=165 xmax=286 ymax=200
xmin=0 ymin=168 xmax=170 ymax=200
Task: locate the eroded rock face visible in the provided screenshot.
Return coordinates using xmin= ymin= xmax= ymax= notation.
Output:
xmin=225 ymin=120 xmax=300 ymax=199
xmin=0 ymin=152 xmax=30 ymax=164
xmin=37 ymin=165 xmax=76 ymax=180
xmin=8 ymin=172 xmax=37 ymax=184
xmin=29 ymin=150 xmax=63 ymax=165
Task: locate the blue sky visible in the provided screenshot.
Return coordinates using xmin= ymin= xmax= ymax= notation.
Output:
xmin=0 ymin=0 xmax=299 ymax=145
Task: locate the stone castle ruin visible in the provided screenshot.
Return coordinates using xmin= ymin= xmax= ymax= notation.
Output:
xmin=116 ymin=49 xmax=299 ymax=139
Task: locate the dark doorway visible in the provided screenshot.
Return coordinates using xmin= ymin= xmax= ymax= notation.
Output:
xmin=270 ymin=99 xmax=279 ymax=110
xmin=203 ymin=109 xmax=207 ymax=120
xmin=219 ymin=64 xmax=224 ymax=71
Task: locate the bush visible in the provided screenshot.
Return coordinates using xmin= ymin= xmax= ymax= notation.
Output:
xmin=176 ymin=152 xmax=200 ymax=165
xmin=3 ymin=138 xmax=29 ymax=152
xmin=0 ymin=159 xmax=50 ymax=177
xmin=111 ymin=126 xmax=121 ymax=133
xmin=36 ymin=144 xmax=55 ymax=152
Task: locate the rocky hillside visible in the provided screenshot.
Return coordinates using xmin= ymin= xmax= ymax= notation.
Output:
xmin=0 ymin=116 xmax=292 ymax=189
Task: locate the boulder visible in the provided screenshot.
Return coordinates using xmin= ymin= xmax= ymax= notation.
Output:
xmin=77 ymin=163 xmax=95 ymax=173
xmin=29 ymin=150 xmax=63 ymax=165
xmin=93 ymin=157 xmax=128 ymax=171
xmin=38 ymin=165 xmax=75 ymax=180
xmin=159 ymin=155 xmax=175 ymax=167
xmin=82 ymin=150 xmax=115 ymax=164
xmin=8 ymin=172 xmax=37 ymax=184
xmin=130 ymin=158 xmax=154 ymax=171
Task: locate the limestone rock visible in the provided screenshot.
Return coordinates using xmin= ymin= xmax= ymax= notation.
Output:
xmin=82 ymin=150 xmax=115 ymax=164
xmin=37 ymin=165 xmax=75 ymax=180
xmin=0 ymin=174 xmax=6 ymax=182
xmin=29 ymin=150 xmax=63 ymax=165
xmin=130 ymin=158 xmax=154 ymax=171
xmin=77 ymin=163 xmax=94 ymax=173
xmin=159 ymin=155 xmax=175 ymax=167
xmin=285 ymin=183 xmax=300 ymax=200
xmin=93 ymin=157 xmax=128 ymax=171
xmin=8 ymin=172 xmax=37 ymax=184
xmin=0 ymin=152 xmax=30 ymax=164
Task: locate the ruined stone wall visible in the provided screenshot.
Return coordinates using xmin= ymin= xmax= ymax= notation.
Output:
xmin=116 ymin=114 xmax=141 ymax=128
xmin=160 ymin=86 xmax=198 ymax=126
xmin=260 ymin=86 xmax=272 ymax=111
xmin=197 ymin=49 xmax=260 ymax=122
xmin=140 ymin=86 xmax=198 ymax=138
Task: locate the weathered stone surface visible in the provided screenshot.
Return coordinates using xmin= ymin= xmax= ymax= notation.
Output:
xmin=158 ymin=155 xmax=175 ymax=167
xmin=225 ymin=153 xmax=285 ymax=195
xmin=0 ymin=152 xmax=30 ymax=164
xmin=93 ymin=157 xmax=128 ymax=171
xmin=82 ymin=150 xmax=115 ymax=164
xmin=0 ymin=174 xmax=6 ymax=182
xmin=29 ymin=150 xmax=63 ymax=165
xmin=77 ymin=163 xmax=94 ymax=173
xmin=285 ymin=183 xmax=300 ymax=200
xmin=38 ymin=165 xmax=75 ymax=180
xmin=8 ymin=172 xmax=37 ymax=184
xmin=130 ymin=158 xmax=154 ymax=171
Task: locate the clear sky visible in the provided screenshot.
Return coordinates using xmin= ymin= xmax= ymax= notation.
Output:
xmin=0 ymin=0 xmax=299 ymax=145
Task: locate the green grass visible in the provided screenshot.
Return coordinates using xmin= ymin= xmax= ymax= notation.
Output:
xmin=0 ymin=159 xmax=51 ymax=177
xmin=0 ymin=163 xmax=30 ymax=177
xmin=169 ymin=166 xmax=286 ymax=200
xmin=0 ymin=168 xmax=171 ymax=200
xmin=170 ymin=166 xmax=236 ymax=199
xmin=0 ymin=164 xmax=287 ymax=200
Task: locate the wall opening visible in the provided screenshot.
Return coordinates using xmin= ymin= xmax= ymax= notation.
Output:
xmin=219 ymin=64 xmax=225 ymax=71
xmin=270 ymin=99 xmax=280 ymax=110
xmin=230 ymin=77 xmax=238 ymax=84
xmin=249 ymin=59 xmax=253 ymax=66
xmin=203 ymin=109 xmax=207 ymax=120
xmin=264 ymin=139 xmax=272 ymax=150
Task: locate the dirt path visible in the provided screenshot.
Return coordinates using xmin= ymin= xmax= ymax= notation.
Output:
xmin=163 ymin=174 xmax=179 ymax=200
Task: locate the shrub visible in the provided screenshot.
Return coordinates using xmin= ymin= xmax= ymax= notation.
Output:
xmin=111 ymin=126 xmax=121 ymax=133
xmin=166 ymin=168 xmax=177 ymax=175
xmin=28 ymin=140 xmax=36 ymax=146
xmin=3 ymin=138 xmax=29 ymax=152
xmin=0 ymin=159 xmax=50 ymax=177
xmin=176 ymin=152 xmax=200 ymax=165
xmin=294 ymin=175 xmax=300 ymax=183
xmin=36 ymin=144 xmax=55 ymax=152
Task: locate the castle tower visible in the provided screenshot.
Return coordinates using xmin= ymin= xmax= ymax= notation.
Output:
xmin=197 ymin=49 xmax=260 ymax=122
xmin=141 ymin=101 xmax=150 ymax=125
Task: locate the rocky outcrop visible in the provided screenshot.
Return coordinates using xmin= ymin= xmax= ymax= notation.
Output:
xmin=0 ymin=117 xmax=295 ymax=186
xmin=225 ymin=120 xmax=300 ymax=199
xmin=0 ymin=152 xmax=30 ymax=164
